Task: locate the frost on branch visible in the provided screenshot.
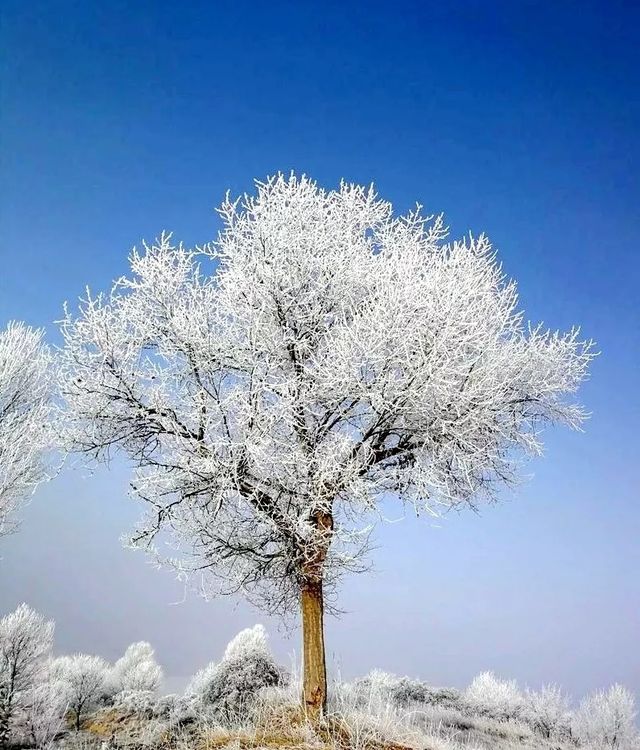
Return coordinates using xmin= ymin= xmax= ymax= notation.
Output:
xmin=573 ymin=684 xmax=638 ymax=750
xmin=18 ymin=673 xmax=68 ymax=749
xmin=59 ymin=173 xmax=595 ymax=614
xmin=51 ymin=654 xmax=109 ymax=731
xmin=344 ymin=670 xmax=461 ymax=712
xmin=0 ymin=322 xmax=54 ymax=536
xmin=464 ymin=671 xmax=524 ymax=720
xmin=184 ymin=661 xmax=218 ymax=707
xmin=184 ymin=624 xmax=287 ymax=724
xmin=0 ymin=604 xmax=54 ymax=749
xmin=522 ymin=684 xmax=571 ymax=739
xmin=108 ymin=641 xmax=163 ymax=696
xmin=222 ymin=624 xmax=270 ymax=662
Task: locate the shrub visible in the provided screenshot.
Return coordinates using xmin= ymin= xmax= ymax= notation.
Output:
xmin=464 ymin=671 xmax=524 ymax=720
xmin=340 ymin=670 xmax=462 ymax=714
xmin=16 ymin=675 xmax=68 ymax=749
xmin=51 ymin=653 xmax=109 ymax=730
xmin=183 ymin=625 xmax=287 ymax=725
xmin=0 ymin=604 xmax=54 ymax=747
xmin=204 ymin=649 xmax=286 ymax=724
xmin=522 ymin=684 xmax=571 ymax=739
xmin=183 ymin=661 xmax=218 ymax=706
xmin=152 ymin=693 xmax=179 ymax=718
xmin=573 ymin=684 xmax=638 ymax=749
xmin=108 ymin=642 xmax=163 ymax=698
xmin=113 ymin=689 xmax=156 ymax=717
xmin=391 ymin=678 xmax=462 ymax=710
xmin=221 ymin=624 xmax=269 ymax=662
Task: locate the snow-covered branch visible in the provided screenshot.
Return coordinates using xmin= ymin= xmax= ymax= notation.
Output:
xmin=59 ymin=174 xmax=595 ymax=614
xmin=0 ymin=322 xmax=54 ymax=536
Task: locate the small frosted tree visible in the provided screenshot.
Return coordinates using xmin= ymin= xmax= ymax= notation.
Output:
xmin=108 ymin=641 xmax=163 ymax=697
xmin=0 ymin=322 xmax=53 ymax=536
xmin=0 ymin=604 xmax=54 ymax=749
xmin=573 ymin=684 xmax=638 ymax=749
xmin=18 ymin=674 xmax=68 ymax=749
xmin=59 ymin=174 xmax=594 ymax=718
xmin=523 ymin=684 xmax=571 ymax=739
xmin=464 ymin=671 xmax=524 ymax=719
xmin=51 ymin=654 xmax=108 ymax=730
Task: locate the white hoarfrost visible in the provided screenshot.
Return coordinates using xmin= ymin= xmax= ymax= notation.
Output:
xmin=222 ymin=624 xmax=270 ymax=662
xmin=465 ymin=671 xmax=524 ymax=718
xmin=573 ymin=684 xmax=638 ymax=749
xmin=58 ymin=173 xmax=594 ymax=616
xmin=523 ymin=683 xmax=571 ymax=739
xmin=183 ymin=624 xmax=285 ymax=722
xmin=51 ymin=654 xmax=109 ymax=730
xmin=184 ymin=661 xmax=218 ymax=705
xmin=0 ymin=604 xmax=54 ymax=748
xmin=109 ymin=641 xmax=163 ymax=695
xmin=19 ymin=674 xmax=69 ymax=749
xmin=181 ymin=626 xmax=272 ymax=704
xmin=0 ymin=322 xmax=54 ymax=536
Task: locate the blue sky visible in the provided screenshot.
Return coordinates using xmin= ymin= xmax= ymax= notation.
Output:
xmin=1 ymin=1 xmax=638 ymax=697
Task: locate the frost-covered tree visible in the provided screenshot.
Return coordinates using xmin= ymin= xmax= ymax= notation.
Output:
xmin=58 ymin=174 xmax=594 ymax=718
xmin=464 ymin=671 xmax=524 ymax=719
xmin=573 ymin=684 xmax=638 ymax=749
xmin=0 ymin=604 xmax=54 ymax=749
xmin=51 ymin=654 xmax=108 ymax=730
xmin=108 ymin=641 xmax=163 ymax=696
xmin=0 ymin=322 xmax=53 ymax=536
xmin=523 ymin=684 xmax=571 ymax=739
xmin=18 ymin=674 xmax=68 ymax=749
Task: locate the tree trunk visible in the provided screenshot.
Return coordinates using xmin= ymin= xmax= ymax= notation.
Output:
xmin=301 ymin=576 xmax=327 ymax=721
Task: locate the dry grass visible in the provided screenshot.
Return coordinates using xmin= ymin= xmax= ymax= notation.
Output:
xmin=72 ymin=691 xmax=583 ymax=750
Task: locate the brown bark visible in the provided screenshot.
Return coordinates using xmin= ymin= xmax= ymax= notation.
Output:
xmin=300 ymin=510 xmax=332 ymax=722
xmin=301 ymin=577 xmax=327 ymax=720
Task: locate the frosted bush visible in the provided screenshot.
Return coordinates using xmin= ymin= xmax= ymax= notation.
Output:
xmin=522 ymin=684 xmax=571 ymax=739
xmin=326 ymin=672 xmax=428 ymax=750
xmin=0 ymin=604 xmax=54 ymax=747
xmin=222 ymin=624 xmax=270 ymax=662
xmin=153 ymin=693 xmax=179 ymax=718
xmin=183 ymin=625 xmax=287 ymax=725
xmin=331 ymin=670 xmax=394 ymax=720
xmin=51 ymin=654 xmax=109 ymax=730
xmin=108 ymin=642 xmax=163 ymax=698
xmin=333 ymin=671 xmax=462 ymax=717
xmin=205 ymin=651 xmax=286 ymax=724
xmin=392 ymin=679 xmax=462 ymax=710
xmin=184 ymin=661 xmax=218 ymax=706
xmin=464 ymin=671 xmax=524 ymax=720
xmin=573 ymin=684 xmax=638 ymax=749
xmin=347 ymin=670 xmax=399 ymax=698
xmin=18 ymin=676 xmax=68 ymax=749
xmin=113 ymin=689 xmax=156 ymax=717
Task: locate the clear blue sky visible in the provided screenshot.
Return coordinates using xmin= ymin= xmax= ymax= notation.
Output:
xmin=1 ymin=1 xmax=638 ymax=698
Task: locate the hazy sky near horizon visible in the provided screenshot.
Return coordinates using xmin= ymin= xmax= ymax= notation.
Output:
xmin=1 ymin=1 xmax=638 ymax=698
